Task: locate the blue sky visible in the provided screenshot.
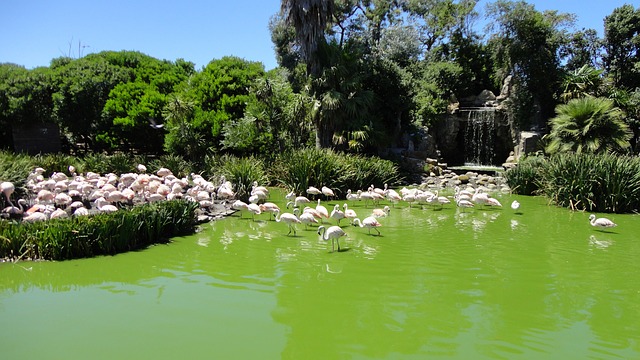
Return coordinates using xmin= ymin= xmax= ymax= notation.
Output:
xmin=0 ymin=0 xmax=635 ymax=71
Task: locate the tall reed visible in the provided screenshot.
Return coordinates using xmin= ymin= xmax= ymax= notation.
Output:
xmin=503 ymin=156 xmax=546 ymax=195
xmin=540 ymin=153 xmax=640 ymax=213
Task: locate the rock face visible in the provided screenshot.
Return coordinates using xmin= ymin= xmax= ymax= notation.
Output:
xmin=516 ymin=131 xmax=542 ymax=157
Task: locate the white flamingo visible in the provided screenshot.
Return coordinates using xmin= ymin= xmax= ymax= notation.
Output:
xmin=511 ymin=200 xmax=520 ymax=211
xmin=296 ymin=208 xmax=319 ymax=229
xmin=315 ymin=199 xmax=329 ymax=223
xmin=260 ymin=202 xmax=280 ymax=220
xmin=343 ymin=203 xmax=358 ymax=222
xmin=352 ymin=216 xmax=382 ymax=236
xmin=275 ymin=209 xmax=301 ymax=236
xmin=317 ymin=225 xmax=347 ymax=252
xmin=231 ymin=200 xmax=249 ymax=218
xmin=247 ymin=203 xmax=262 ymax=221
xmin=588 ymin=214 xmax=617 ymax=229
xmin=321 ymin=186 xmax=335 ymax=199
xmin=371 ymin=206 xmax=390 ymax=218
xmin=330 ymin=204 xmax=345 ymax=225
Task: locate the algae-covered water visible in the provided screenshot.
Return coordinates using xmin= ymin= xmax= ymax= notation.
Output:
xmin=1 ymin=191 xmax=638 ymax=359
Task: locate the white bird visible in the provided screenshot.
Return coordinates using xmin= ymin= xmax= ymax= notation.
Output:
xmin=275 ymin=209 xmax=301 ymax=236
xmin=342 ymin=203 xmax=358 ymax=222
xmin=2 ymin=198 xmax=27 ymax=219
xmin=306 ymin=186 xmax=322 ymax=198
xmin=259 ymin=202 xmax=280 ymax=220
xmin=286 ymin=196 xmax=311 ymax=208
xmin=315 ymin=199 xmax=329 ymax=222
xmin=95 ymin=198 xmax=118 ymax=213
xmin=346 ymin=189 xmax=359 ymax=202
xmin=296 ymin=208 xmax=319 ymax=229
xmin=321 ymin=186 xmax=335 ymax=200
xmin=231 ymin=200 xmax=249 ymax=218
xmin=330 ymin=204 xmax=345 ymax=225
xmin=511 ymin=200 xmax=520 ymax=211
xmin=588 ymin=214 xmax=617 ymax=229
xmin=23 ymin=211 xmax=48 ymax=222
xmin=317 ymin=225 xmax=347 ymax=252
xmin=371 ymin=206 xmax=390 ymax=218
xmin=247 ymin=203 xmax=262 ymax=221
xmin=457 ymin=198 xmax=474 ymax=212
xmin=352 ymin=216 xmax=382 ymax=236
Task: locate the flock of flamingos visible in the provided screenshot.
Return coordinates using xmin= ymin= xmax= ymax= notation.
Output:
xmin=1 ymin=164 xmax=618 ymax=252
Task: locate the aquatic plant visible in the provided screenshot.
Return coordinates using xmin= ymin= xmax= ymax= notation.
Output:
xmin=0 ymin=199 xmax=198 ymax=261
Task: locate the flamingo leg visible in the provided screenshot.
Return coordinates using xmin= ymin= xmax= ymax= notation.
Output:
xmin=374 ymin=228 xmax=380 ymax=236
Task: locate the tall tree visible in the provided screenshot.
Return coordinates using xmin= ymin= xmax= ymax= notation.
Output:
xmin=603 ymin=4 xmax=640 ymax=90
xmin=281 ymin=0 xmax=335 ymax=76
xmin=486 ymin=0 xmax=575 ymax=127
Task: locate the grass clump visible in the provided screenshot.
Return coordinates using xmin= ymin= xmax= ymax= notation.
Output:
xmin=503 ymin=156 xmax=546 ymax=196
xmin=204 ymin=154 xmax=267 ymax=202
xmin=271 ymin=147 xmax=401 ymax=195
xmin=540 ymin=153 xmax=640 ymax=213
xmin=0 ymin=200 xmax=198 ymax=261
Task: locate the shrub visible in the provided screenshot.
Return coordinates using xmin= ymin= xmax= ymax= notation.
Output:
xmin=540 ymin=153 xmax=640 ymax=213
xmin=0 ymin=199 xmax=198 ymax=261
xmin=204 ymin=154 xmax=267 ymax=202
xmin=270 ymin=147 xmax=401 ymax=195
xmin=503 ymin=156 xmax=546 ymax=195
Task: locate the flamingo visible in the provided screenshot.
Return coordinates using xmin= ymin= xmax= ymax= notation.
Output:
xmin=275 ymin=209 xmax=301 ymax=236
xmin=352 ymin=216 xmax=382 ymax=236
xmin=247 ymin=203 xmax=262 ymax=221
xmin=231 ymin=200 xmax=249 ymax=218
xmin=342 ymin=203 xmax=358 ymax=222
xmin=321 ymin=186 xmax=335 ymax=200
xmin=371 ymin=206 xmax=390 ymax=218
xmin=315 ymin=199 xmax=329 ymax=223
xmin=260 ymin=202 xmax=280 ymax=220
xmin=95 ymin=198 xmax=118 ymax=213
xmin=383 ymin=184 xmax=402 ymax=207
xmin=23 ymin=211 xmax=48 ymax=222
xmin=588 ymin=214 xmax=617 ymax=229
xmin=1 ymin=181 xmax=16 ymax=206
xmin=317 ymin=225 xmax=347 ymax=252
xmin=251 ymin=181 xmax=269 ymax=197
xmin=306 ymin=186 xmax=321 ymax=196
xmin=457 ymin=198 xmax=474 ymax=212
xmin=346 ymin=189 xmax=359 ymax=202
xmin=511 ymin=200 xmax=520 ymax=211
xmin=330 ymin=204 xmax=345 ymax=225
xmin=296 ymin=208 xmax=319 ymax=229
xmin=286 ymin=196 xmax=311 ymax=208
xmin=2 ymin=198 xmax=27 ymax=219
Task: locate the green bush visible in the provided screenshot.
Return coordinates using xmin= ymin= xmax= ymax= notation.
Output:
xmin=0 ymin=199 xmax=198 ymax=261
xmin=270 ymin=147 xmax=401 ymax=195
xmin=540 ymin=153 xmax=640 ymax=213
xmin=204 ymin=154 xmax=267 ymax=202
xmin=0 ymin=151 xmax=33 ymax=201
xmin=503 ymin=156 xmax=546 ymax=195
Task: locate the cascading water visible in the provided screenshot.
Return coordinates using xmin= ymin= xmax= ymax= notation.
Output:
xmin=463 ymin=108 xmax=497 ymax=166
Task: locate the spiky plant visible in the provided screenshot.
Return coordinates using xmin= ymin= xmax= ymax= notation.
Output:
xmin=545 ymin=97 xmax=632 ymax=155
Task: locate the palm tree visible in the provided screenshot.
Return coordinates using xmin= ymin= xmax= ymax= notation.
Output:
xmin=281 ymin=0 xmax=335 ymax=77
xmin=545 ymin=97 xmax=632 ymax=155
xmin=560 ymin=65 xmax=603 ymax=102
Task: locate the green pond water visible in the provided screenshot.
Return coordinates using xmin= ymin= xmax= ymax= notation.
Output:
xmin=1 ymin=190 xmax=639 ymax=359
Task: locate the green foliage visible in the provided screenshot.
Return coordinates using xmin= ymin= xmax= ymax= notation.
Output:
xmin=0 ymin=200 xmax=198 ymax=261
xmin=149 ymin=154 xmax=193 ymax=178
xmin=539 ymin=153 xmax=640 ymax=213
xmin=0 ymin=151 xmax=33 ymax=202
xmin=545 ymin=97 xmax=632 ymax=155
xmin=560 ymin=65 xmax=603 ymax=102
xmin=503 ymin=156 xmax=546 ymax=195
xmin=603 ymin=4 xmax=640 ymax=89
xmin=271 ymin=147 xmax=401 ymax=196
xmin=204 ymin=155 xmax=267 ymax=202
xmin=32 ymin=153 xmax=79 ymax=175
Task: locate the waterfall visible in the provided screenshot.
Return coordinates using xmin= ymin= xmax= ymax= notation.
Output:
xmin=463 ymin=108 xmax=496 ymax=166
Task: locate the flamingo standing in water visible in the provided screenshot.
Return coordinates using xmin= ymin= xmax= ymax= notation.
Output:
xmin=275 ymin=209 xmax=301 ymax=236
xmin=588 ymin=214 xmax=617 ymax=230
xmin=330 ymin=204 xmax=345 ymax=225
xmin=352 ymin=216 xmax=382 ymax=236
xmin=317 ymin=225 xmax=347 ymax=252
